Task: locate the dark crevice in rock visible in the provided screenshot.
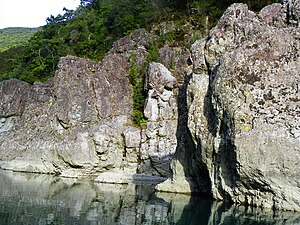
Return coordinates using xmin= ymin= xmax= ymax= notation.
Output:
xmin=65 ymin=163 xmax=83 ymax=169
xmin=204 ymin=64 xmax=220 ymax=138
xmin=203 ymin=49 xmax=239 ymax=201
xmin=214 ymin=110 xmax=239 ymax=202
xmin=91 ymin=80 xmax=102 ymax=122
xmin=56 ymin=116 xmax=70 ymax=130
xmin=150 ymin=157 xmax=170 ymax=177
xmin=114 ymin=199 xmax=123 ymax=223
xmin=50 ymin=161 xmax=62 ymax=175
xmin=56 ymin=150 xmax=83 ymax=169
xmin=176 ymin=73 xmax=212 ymax=195
xmin=194 ymin=138 xmax=213 ymax=195
xmin=282 ymin=0 xmax=300 ymax=26
xmin=147 ymin=150 xmax=173 ymax=177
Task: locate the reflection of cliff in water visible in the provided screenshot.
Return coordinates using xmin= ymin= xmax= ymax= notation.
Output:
xmin=0 ymin=170 xmax=299 ymax=225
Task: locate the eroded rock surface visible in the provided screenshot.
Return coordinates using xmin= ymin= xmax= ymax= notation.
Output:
xmin=0 ymin=55 xmax=135 ymax=176
xmin=0 ymin=29 xmax=182 ymax=181
xmin=180 ymin=3 xmax=299 ymax=211
xmin=1 ymin=2 xmax=300 ymax=212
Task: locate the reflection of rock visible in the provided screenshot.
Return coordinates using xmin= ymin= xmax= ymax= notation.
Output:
xmin=94 ymin=170 xmax=166 ymax=184
xmin=94 ymin=171 xmax=134 ymax=184
xmin=156 ymin=192 xmax=191 ymax=223
xmin=208 ymin=201 xmax=300 ymax=225
xmin=1 ymin=170 xmax=300 ymax=225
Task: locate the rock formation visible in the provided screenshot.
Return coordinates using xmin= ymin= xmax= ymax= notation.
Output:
xmin=0 ymin=2 xmax=300 ymax=212
xmin=281 ymin=0 xmax=300 ymax=25
xmin=0 ymin=55 xmax=134 ymax=175
xmin=0 ymin=29 xmax=181 ymax=181
xmin=158 ymin=3 xmax=300 ymax=211
xmin=1 ymin=170 xmax=299 ymax=225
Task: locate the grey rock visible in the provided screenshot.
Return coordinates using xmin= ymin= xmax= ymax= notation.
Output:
xmin=0 ymin=116 xmax=15 ymax=133
xmin=145 ymin=62 xmax=177 ymax=93
xmin=0 ymin=29 xmax=181 ymax=181
xmin=1 ymin=1 xmax=299 ymax=212
xmin=158 ymin=46 xmax=192 ymax=82
xmin=140 ymin=62 xmax=178 ymax=177
xmin=155 ymin=160 xmax=195 ymax=193
xmin=182 ymin=3 xmax=300 ymax=211
xmin=259 ymin=3 xmax=282 ymax=25
xmin=0 ymin=29 xmax=181 ymax=182
xmin=144 ymin=93 xmax=159 ymax=121
xmin=111 ymin=29 xmax=154 ymax=53
xmin=281 ymin=0 xmax=300 ymax=25
xmin=0 ymin=54 xmax=133 ymax=176
xmin=0 ymin=79 xmax=31 ymax=117
xmin=123 ymin=126 xmax=141 ymax=148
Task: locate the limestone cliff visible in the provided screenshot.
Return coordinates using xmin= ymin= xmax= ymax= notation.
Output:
xmin=0 ymin=2 xmax=299 ymax=212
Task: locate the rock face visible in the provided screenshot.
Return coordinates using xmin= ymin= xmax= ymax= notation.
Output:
xmin=0 ymin=29 xmax=180 ymax=180
xmin=0 ymin=55 xmax=134 ymax=175
xmin=281 ymin=0 xmax=300 ymax=25
xmin=139 ymin=62 xmax=178 ymax=177
xmin=0 ymin=2 xmax=300 ymax=212
xmin=165 ymin=3 xmax=300 ymax=211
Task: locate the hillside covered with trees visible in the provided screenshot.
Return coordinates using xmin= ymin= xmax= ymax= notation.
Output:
xmin=0 ymin=27 xmax=39 ymax=52
xmin=0 ymin=0 xmax=278 ymax=83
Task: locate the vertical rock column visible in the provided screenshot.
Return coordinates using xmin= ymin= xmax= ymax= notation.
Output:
xmin=138 ymin=62 xmax=178 ymax=177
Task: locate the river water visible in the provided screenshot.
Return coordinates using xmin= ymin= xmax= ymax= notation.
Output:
xmin=0 ymin=170 xmax=299 ymax=225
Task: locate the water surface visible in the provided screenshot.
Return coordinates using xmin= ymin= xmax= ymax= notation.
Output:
xmin=0 ymin=170 xmax=299 ymax=225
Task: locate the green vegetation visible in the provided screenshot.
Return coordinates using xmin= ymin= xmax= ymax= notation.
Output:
xmin=0 ymin=0 xmax=278 ymax=123
xmin=0 ymin=27 xmax=40 ymax=82
xmin=0 ymin=27 xmax=39 ymax=52
xmin=128 ymin=55 xmax=148 ymax=126
xmin=0 ymin=0 xmax=279 ymax=83
xmin=128 ymin=44 xmax=161 ymax=126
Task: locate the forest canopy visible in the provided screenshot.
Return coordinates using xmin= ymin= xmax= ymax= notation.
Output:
xmin=0 ymin=27 xmax=39 ymax=52
xmin=0 ymin=0 xmax=279 ymax=83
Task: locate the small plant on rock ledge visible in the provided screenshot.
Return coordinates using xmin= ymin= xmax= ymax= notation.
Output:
xmin=128 ymin=45 xmax=161 ymax=127
xmin=128 ymin=53 xmax=148 ymax=126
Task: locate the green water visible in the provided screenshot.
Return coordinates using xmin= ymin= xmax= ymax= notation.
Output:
xmin=0 ymin=170 xmax=299 ymax=225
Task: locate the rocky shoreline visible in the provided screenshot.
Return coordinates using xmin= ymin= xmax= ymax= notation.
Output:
xmin=0 ymin=2 xmax=299 ymax=211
